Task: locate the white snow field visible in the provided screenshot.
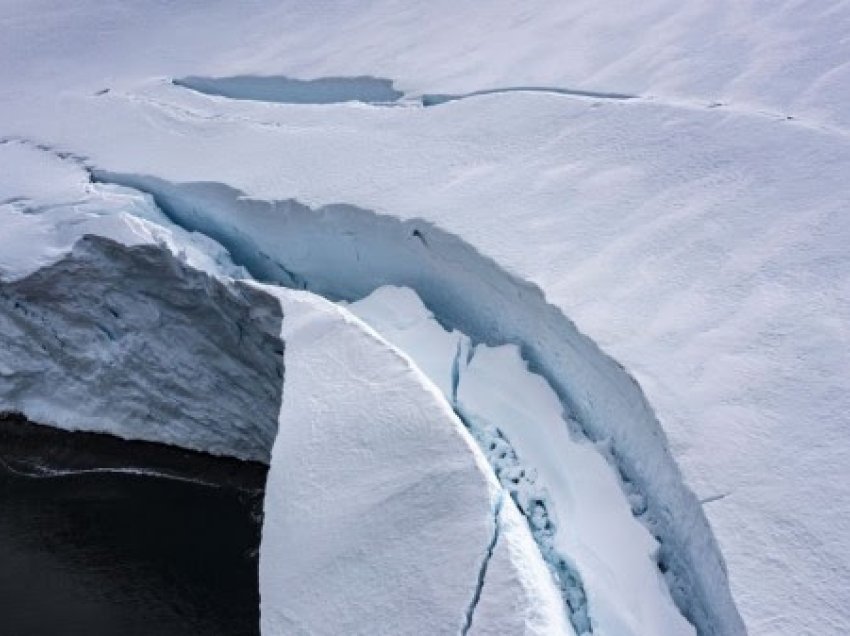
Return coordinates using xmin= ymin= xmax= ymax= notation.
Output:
xmin=1 ymin=1 xmax=849 ymax=635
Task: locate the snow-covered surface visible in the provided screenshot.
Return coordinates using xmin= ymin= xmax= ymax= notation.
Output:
xmin=346 ymin=286 xmax=470 ymax=400
xmin=3 ymin=1 xmax=850 ymax=130
xmin=260 ymin=289 xmax=571 ymax=636
xmin=0 ymin=139 xmax=87 ymax=207
xmin=470 ymin=499 xmax=574 ymax=636
xmin=0 ymin=146 xmax=574 ymax=632
xmin=0 ymin=141 xmax=247 ymax=282
xmin=82 ymin=161 xmax=741 ymax=633
xmin=350 ymin=286 xmax=695 ymax=635
xmin=2 ymin=1 xmax=849 ymax=633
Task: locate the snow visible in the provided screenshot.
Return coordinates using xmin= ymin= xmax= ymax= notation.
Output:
xmin=0 ymin=139 xmax=88 ymax=206
xmin=0 ymin=141 xmax=248 ymax=282
xmin=469 ymin=498 xmax=575 ymax=636
xmin=458 ymin=343 xmax=692 ymax=636
xmin=259 ymin=289 xmax=571 ymax=636
xmin=0 ymin=141 xmax=280 ymax=458
xmin=3 ymin=1 xmax=850 ymax=129
xmin=2 ymin=1 xmax=849 ymax=634
xmin=0 ymin=151 xmax=574 ymax=634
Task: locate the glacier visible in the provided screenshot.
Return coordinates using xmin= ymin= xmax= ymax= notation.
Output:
xmin=0 ymin=150 xmax=581 ymax=632
xmin=85 ymin=171 xmax=737 ymax=634
xmin=2 ymin=1 xmax=850 ymax=634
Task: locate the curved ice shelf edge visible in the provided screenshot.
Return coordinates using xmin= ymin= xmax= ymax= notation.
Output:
xmin=345 ymin=285 xmax=695 ymax=634
xmin=83 ymin=170 xmax=743 ymax=636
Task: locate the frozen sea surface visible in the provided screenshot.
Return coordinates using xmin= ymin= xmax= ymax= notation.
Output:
xmin=0 ymin=414 xmax=266 ymax=636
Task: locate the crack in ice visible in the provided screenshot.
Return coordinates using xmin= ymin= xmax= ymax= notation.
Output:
xmin=461 ymin=490 xmax=504 ymax=635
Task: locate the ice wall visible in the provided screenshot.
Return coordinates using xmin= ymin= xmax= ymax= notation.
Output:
xmin=0 ymin=235 xmax=283 ymax=460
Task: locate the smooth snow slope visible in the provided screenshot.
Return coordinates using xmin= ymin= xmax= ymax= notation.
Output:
xmin=3 ymin=1 xmax=850 ymax=130
xmin=2 ymin=1 xmax=849 ymax=634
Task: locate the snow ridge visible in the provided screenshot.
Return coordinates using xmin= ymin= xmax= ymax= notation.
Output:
xmin=420 ymin=86 xmax=635 ymax=106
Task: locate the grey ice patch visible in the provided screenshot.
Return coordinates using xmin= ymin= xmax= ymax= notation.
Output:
xmin=0 ymin=235 xmax=284 ymax=461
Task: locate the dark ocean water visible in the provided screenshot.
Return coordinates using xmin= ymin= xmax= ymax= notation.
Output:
xmin=0 ymin=415 xmax=267 ymax=636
